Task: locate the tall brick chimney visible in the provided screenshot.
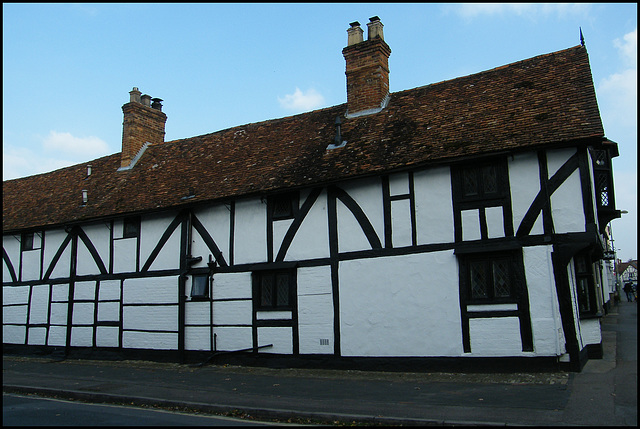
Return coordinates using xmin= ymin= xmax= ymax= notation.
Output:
xmin=120 ymin=87 xmax=167 ymax=170
xmin=342 ymin=17 xmax=391 ymax=117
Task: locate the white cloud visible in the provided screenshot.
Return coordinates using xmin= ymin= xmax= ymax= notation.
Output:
xmin=447 ymin=3 xmax=591 ymax=20
xmin=598 ymin=29 xmax=638 ymax=130
xmin=3 ymin=131 xmax=111 ymax=180
xmin=278 ymin=87 xmax=325 ymax=112
xmin=43 ymin=130 xmax=110 ymax=158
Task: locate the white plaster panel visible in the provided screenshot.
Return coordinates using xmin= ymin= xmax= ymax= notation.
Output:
xmin=123 ymin=276 xmax=178 ymax=304
xmin=29 ymin=285 xmax=50 ymax=325
xmin=122 ymin=331 xmax=178 ymax=350
xmin=47 ymin=325 xmax=67 ymax=346
xmin=337 ymin=178 xmax=384 ymax=253
xmin=72 ymin=303 xmax=95 ymax=325
xmin=508 ymin=152 xmax=543 ymax=236
xmin=50 ymin=303 xmax=69 ymax=325
xmin=113 ymin=219 xmax=124 ymax=239
xmin=185 ymin=301 xmax=211 ymax=325
xmin=3 ymin=285 xmax=30 ymax=305
xmin=70 ymin=326 xmax=93 ymax=346
xmin=51 ymin=284 xmax=69 ymax=302
xmin=3 ymin=325 xmax=26 ymax=344
xmin=96 ymin=326 xmax=119 ymax=348
xmin=98 ymin=280 xmax=121 ymax=301
xmin=586 ymin=151 xmax=599 ymax=231
xmin=123 ymin=305 xmax=178 ymax=331
xmin=298 ymin=293 xmax=333 ymax=326
xmin=298 ymin=293 xmax=333 ymax=355
xmin=212 ymin=272 xmax=252 ymax=300
xmin=461 ymin=209 xmax=481 ymax=241
xmin=149 ymin=226 xmax=181 ymax=272
xmin=469 ymin=317 xmax=523 ymax=356
xmin=43 ymin=229 xmax=71 ymax=280
xmin=341 ymin=178 xmax=384 ymax=238
xmin=551 ymin=170 xmax=585 ymax=233
xmin=213 ymin=326 xmax=252 ymax=351
xmin=76 ymin=223 xmax=110 ymax=276
xmin=212 ymin=300 xmax=252 ymax=326
xmin=298 ymin=324 xmax=334 ymax=354
xmin=391 ymin=199 xmax=412 ymax=247
xmin=21 ymin=250 xmax=41 ymax=281
xmin=257 ymin=311 xmax=292 ymax=320
xmin=97 ymin=302 xmax=120 ymax=322
xmin=337 ymin=199 xmax=372 ymax=253
xmin=28 ymin=327 xmax=47 ymax=345
xmin=257 ymin=327 xmax=293 ymax=354
xmin=580 ymin=318 xmax=602 ymax=346
xmin=234 ymin=198 xmax=267 ymax=265
xmin=485 ymin=206 xmax=505 ymax=239
xmin=74 ymin=281 xmax=96 ymax=300
xmin=414 ymin=167 xmax=454 ymax=245
xmin=339 ymin=251 xmax=462 ymax=357
xmin=140 ymin=212 xmax=181 ymax=271
xmin=389 ymin=172 xmax=410 ymax=196
xmin=524 ymin=246 xmax=563 ymax=355
xmin=467 ymin=304 xmax=518 ymax=312
xmin=297 ymin=266 xmax=332 ymax=296
xmin=273 ymin=218 xmax=294 ymax=261
xmin=185 ymin=326 xmax=211 ymax=351
xmin=113 ymin=238 xmax=137 ymax=273
xmin=3 ymin=305 xmax=27 ymax=324
xmin=547 ymin=148 xmax=577 ymax=177
xmin=285 ymin=190 xmax=330 ymax=261
xmin=3 ymin=234 xmax=20 ymax=282
xmin=192 ymin=205 xmax=231 ymax=267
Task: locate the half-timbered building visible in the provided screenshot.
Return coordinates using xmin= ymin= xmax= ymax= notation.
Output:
xmin=3 ymin=18 xmax=622 ymax=371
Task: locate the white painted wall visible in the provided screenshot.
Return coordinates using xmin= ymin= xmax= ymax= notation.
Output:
xmin=297 ymin=265 xmax=334 ymax=354
xmin=192 ymin=204 xmax=231 ymax=267
xmin=234 ymin=198 xmax=267 ymax=264
xmin=141 ymin=213 xmax=181 ymax=271
xmin=339 ymin=251 xmax=462 ymax=357
xmin=547 ymin=148 xmax=585 ymax=234
xmin=338 ymin=177 xmax=384 ymax=253
xmin=509 ymin=152 xmax=543 ymax=236
xmin=283 ymin=189 xmax=330 ymax=261
xmin=3 ymin=234 xmax=20 ymax=281
xmin=414 ymin=166 xmax=454 ymax=245
xmin=77 ymin=223 xmax=110 ymax=276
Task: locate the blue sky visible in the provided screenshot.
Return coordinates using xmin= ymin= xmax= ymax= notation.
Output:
xmin=2 ymin=3 xmax=637 ymax=261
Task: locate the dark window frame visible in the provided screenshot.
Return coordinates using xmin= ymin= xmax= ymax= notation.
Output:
xmin=455 ymin=159 xmax=508 ymax=203
xmin=190 ymin=274 xmax=210 ymax=300
xmin=269 ymin=192 xmax=299 ymax=221
xmin=574 ymin=251 xmax=598 ymax=316
xmin=21 ymin=232 xmax=35 ymax=252
xmin=253 ymin=269 xmax=296 ymax=311
xmin=123 ymin=216 xmax=141 ymax=239
xmin=459 ymin=250 xmax=523 ymax=304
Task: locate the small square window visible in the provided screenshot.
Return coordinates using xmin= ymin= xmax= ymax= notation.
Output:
xmin=461 ymin=251 xmax=519 ymax=302
xmin=191 ymin=274 xmax=210 ymax=300
xmin=22 ymin=233 xmax=34 ymax=251
xmin=456 ymin=160 xmax=506 ymax=201
xmin=270 ymin=192 xmax=299 ymax=220
xmin=123 ymin=217 xmax=141 ymax=238
xmin=254 ymin=269 xmax=295 ymax=310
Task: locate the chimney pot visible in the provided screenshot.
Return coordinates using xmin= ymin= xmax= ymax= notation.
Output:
xmin=129 ymin=87 xmax=141 ymax=104
xmin=141 ymin=94 xmax=152 ymax=107
xmin=151 ymin=98 xmax=163 ymax=111
xmin=367 ymin=16 xmax=384 ymax=40
xmin=347 ymin=21 xmax=363 ymax=46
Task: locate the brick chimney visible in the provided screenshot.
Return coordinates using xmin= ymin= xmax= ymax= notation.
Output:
xmin=342 ymin=17 xmax=391 ymax=117
xmin=120 ymin=87 xmax=167 ymax=170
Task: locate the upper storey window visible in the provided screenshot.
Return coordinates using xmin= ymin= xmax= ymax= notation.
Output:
xmin=269 ymin=192 xmax=299 ymax=221
xmin=123 ymin=216 xmax=141 ymax=239
xmin=458 ymin=161 xmax=507 ymax=202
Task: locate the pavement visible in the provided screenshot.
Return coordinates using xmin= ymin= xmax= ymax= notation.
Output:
xmin=3 ymin=301 xmax=637 ymax=426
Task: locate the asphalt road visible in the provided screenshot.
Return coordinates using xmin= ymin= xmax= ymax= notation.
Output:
xmin=2 ymin=393 xmax=280 ymax=426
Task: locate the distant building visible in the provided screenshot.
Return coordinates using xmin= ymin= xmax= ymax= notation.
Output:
xmin=3 ymin=17 xmax=622 ymax=371
xmin=617 ymin=260 xmax=638 ymax=284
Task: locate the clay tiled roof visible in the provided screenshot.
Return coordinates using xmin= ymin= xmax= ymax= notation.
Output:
xmin=3 ymin=45 xmax=605 ymax=232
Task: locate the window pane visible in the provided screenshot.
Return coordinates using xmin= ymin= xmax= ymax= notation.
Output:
xmin=191 ymin=275 xmax=209 ymax=298
xmin=482 ymin=166 xmax=498 ymax=194
xmin=261 ymin=275 xmax=273 ymax=307
xmin=463 ymin=169 xmax=478 ymax=197
xmin=22 ymin=233 xmax=34 ymax=251
xmin=577 ymin=278 xmax=591 ymax=312
xmin=470 ymin=262 xmax=488 ymax=299
xmin=276 ymin=274 xmax=289 ymax=306
xmin=493 ymin=260 xmax=510 ymax=297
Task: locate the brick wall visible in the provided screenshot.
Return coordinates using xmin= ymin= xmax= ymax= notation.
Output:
xmin=343 ymin=37 xmax=391 ymax=114
xmin=121 ymin=102 xmax=167 ymax=168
